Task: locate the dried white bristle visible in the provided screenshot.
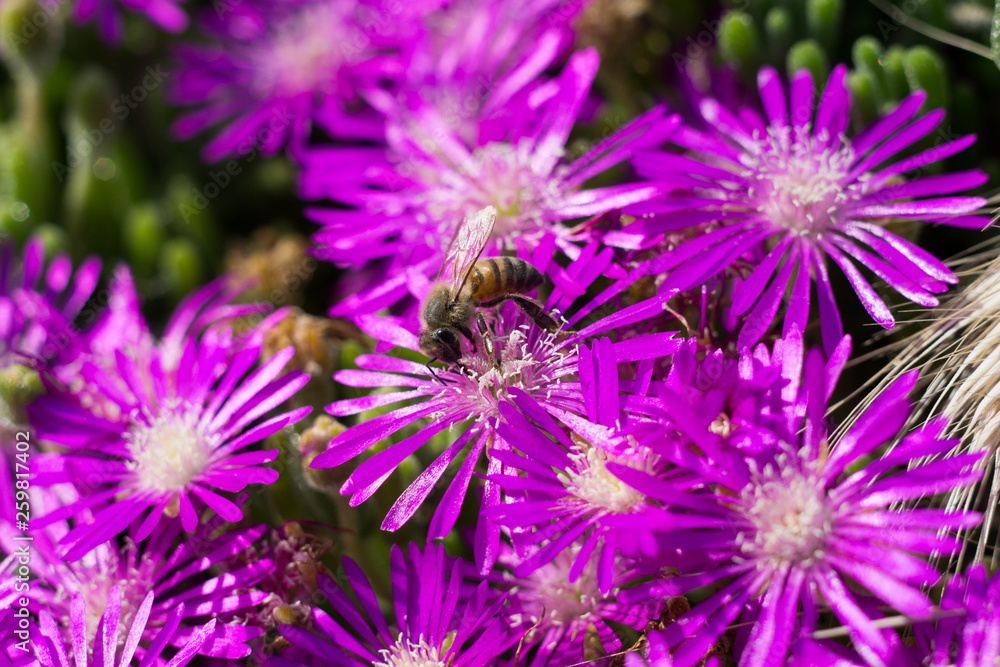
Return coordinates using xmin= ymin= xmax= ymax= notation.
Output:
xmin=836 ymin=233 xmax=1000 ymax=571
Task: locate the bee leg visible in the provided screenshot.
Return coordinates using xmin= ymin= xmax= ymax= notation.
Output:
xmin=476 ymin=311 xmax=500 ymax=371
xmin=480 ymin=295 xmax=572 ymax=334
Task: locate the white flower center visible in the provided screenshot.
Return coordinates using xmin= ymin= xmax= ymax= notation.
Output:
xmin=374 ymin=636 xmax=447 ymax=667
xmin=561 ymin=445 xmax=648 ymax=515
xmin=709 ymin=412 xmax=732 ymax=437
xmin=741 ymin=459 xmax=832 ymax=567
xmin=443 ymin=327 xmax=574 ymax=425
xmin=744 ymin=127 xmax=862 ymax=234
xmin=513 ymin=547 xmax=601 ymax=630
xmin=416 ymin=141 xmax=564 ymax=243
xmin=125 ymin=403 xmax=213 ymax=493
xmin=253 ymin=2 xmax=354 ymax=98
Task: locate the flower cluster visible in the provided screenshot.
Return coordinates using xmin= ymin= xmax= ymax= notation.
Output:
xmin=28 ymin=270 xmax=311 ymax=561
xmin=620 ymin=65 xmax=989 ymax=352
xmin=4 ymin=0 xmax=996 ymax=666
xmin=0 ymin=236 xmax=99 ymax=373
xmin=1 ymin=251 xmax=312 ymax=662
xmin=274 ymin=542 xmax=511 ymax=667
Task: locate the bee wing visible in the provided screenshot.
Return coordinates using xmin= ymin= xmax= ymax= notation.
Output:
xmin=443 ymin=205 xmax=497 ymax=295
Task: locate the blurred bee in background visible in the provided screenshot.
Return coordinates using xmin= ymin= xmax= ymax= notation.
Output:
xmin=419 ymin=206 xmax=564 ymax=378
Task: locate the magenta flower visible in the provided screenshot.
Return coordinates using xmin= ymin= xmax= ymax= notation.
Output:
xmin=0 ymin=236 xmax=99 ymax=560
xmin=53 ymin=267 xmax=276 ymax=379
xmin=315 ymin=301 xmax=581 ymax=569
xmin=0 ymin=605 xmax=28 ymax=667
xmin=496 ymin=538 xmax=663 ymax=666
xmin=1 ymin=486 xmax=273 ymax=661
xmin=624 ymin=630 xmax=679 ymax=667
xmin=302 ymin=48 xmax=678 ymax=317
xmin=366 ymin=0 xmax=587 ymax=141
xmin=792 ymin=565 xmax=1000 ymax=667
xmin=624 ymin=631 xmax=721 ymax=667
xmin=651 ymin=334 xmax=823 ymax=458
xmin=487 ymin=394 xmax=678 ymax=596
xmin=57 ymin=265 xmax=152 ymax=368
xmin=615 ymin=360 xmax=984 ymax=667
xmin=274 ymin=542 xmax=510 ymax=667
xmin=312 ymin=245 xmax=675 ymax=568
xmin=0 ymin=236 xmax=100 ymax=370
xmin=908 ymin=564 xmax=1000 ymax=667
xmin=28 ymin=280 xmax=311 ymax=561
xmin=16 ymin=586 xmax=219 ymax=667
xmin=486 ymin=333 xmax=819 ymax=595
xmin=169 ymin=0 xmax=432 ymax=160
xmin=627 ymin=65 xmax=990 ymax=352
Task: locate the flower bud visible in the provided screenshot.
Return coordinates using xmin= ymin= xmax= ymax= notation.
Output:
xmin=0 ymin=0 xmax=63 ymax=76
xmin=717 ymin=11 xmax=760 ymax=74
xmin=158 ymin=237 xmax=203 ymax=299
xmin=904 ymin=45 xmax=947 ymax=112
xmin=806 ymin=0 xmax=842 ymax=52
xmin=0 ymin=363 xmax=41 ymax=425
xmin=880 ymin=45 xmax=909 ymax=103
xmin=763 ymin=8 xmax=793 ymax=64
xmin=786 ymin=39 xmax=828 ymax=89
xmin=124 ymin=202 xmax=165 ymax=275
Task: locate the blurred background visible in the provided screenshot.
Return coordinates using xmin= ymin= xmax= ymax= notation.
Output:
xmin=2 ymin=0 xmax=997 ymax=317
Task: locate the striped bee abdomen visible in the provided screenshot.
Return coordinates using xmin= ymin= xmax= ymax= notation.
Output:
xmin=466 ymin=257 xmax=543 ymax=301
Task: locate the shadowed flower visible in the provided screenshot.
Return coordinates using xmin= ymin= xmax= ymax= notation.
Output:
xmin=302 ymin=47 xmax=678 ymax=317
xmin=1 ymin=486 xmax=274 ymax=661
xmin=366 ymin=0 xmax=589 ymax=143
xmin=635 ymin=332 xmax=851 ymax=463
xmin=169 ymin=0 xmax=432 ymax=160
xmin=614 ymin=353 xmax=984 ymax=667
xmin=62 ymin=0 xmax=188 ymax=44
xmin=0 ymin=236 xmax=100 ymax=371
xmin=792 ymin=565 xmax=1000 ymax=667
xmin=9 ymin=585 xmax=219 ymax=667
xmin=495 ymin=538 xmax=663 ymax=666
xmin=220 ymin=521 xmax=335 ymax=660
xmin=28 ymin=279 xmax=311 ymax=561
xmin=908 ymin=564 xmax=1000 ymax=667
xmin=273 ymin=542 xmax=510 ymax=667
xmin=627 ymin=64 xmax=990 ymax=352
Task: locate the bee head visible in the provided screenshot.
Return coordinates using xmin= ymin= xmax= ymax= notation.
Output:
xmin=419 ymin=327 xmax=463 ymax=365
xmin=420 ymin=284 xmax=454 ymax=329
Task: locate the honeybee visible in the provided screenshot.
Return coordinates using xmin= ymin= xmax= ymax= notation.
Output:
xmin=419 ymin=206 xmax=563 ymax=375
